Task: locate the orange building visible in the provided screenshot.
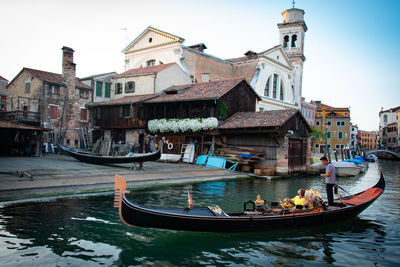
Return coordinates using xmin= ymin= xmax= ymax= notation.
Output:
xmin=358 ymin=130 xmax=377 ymax=150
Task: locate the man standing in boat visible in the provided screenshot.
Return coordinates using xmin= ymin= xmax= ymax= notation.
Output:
xmin=320 ymin=156 xmax=336 ymax=206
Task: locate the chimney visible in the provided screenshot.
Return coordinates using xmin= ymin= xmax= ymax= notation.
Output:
xmin=188 ymin=43 xmax=207 ymax=53
xmin=62 ymin=46 xmax=76 ymax=78
xmin=244 ymin=50 xmax=258 ymax=59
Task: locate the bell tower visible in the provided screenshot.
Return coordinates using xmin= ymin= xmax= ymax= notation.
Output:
xmin=277 ymin=6 xmax=307 ymax=107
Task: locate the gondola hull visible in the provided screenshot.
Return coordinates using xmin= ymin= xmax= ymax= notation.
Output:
xmin=58 ymin=142 xmax=161 ymax=164
xmin=114 ymin=172 xmax=385 ymax=232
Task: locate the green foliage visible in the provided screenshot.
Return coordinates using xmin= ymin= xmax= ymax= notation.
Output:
xmin=219 ymin=101 xmax=228 ymax=118
xmin=311 ymin=127 xmax=325 ymax=141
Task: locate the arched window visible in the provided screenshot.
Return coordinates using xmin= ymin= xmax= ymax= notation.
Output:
xmin=272 ymin=74 xmax=278 ymax=98
xmin=146 ymin=59 xmax=155 ymax=66
xmin=283 ymin=35 xmax=289 ymax=48
xmin=264 ymin=76 xmax=270 ymax=97
xmin=280 ymin=82 xmax=284 ymax=100
xmin=291 ymin=35 xmax=297 ymax=48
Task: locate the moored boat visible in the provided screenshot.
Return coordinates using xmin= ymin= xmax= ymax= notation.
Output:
xmin=58 ymin=142 xmax=161 ymax=164
xmin=114 ymin=171 xmax=385 ymax=232
xmin=332 ymin=161 xmax=361 ymax=176
xmin=157 ymin=153 xmax=182 ymax=163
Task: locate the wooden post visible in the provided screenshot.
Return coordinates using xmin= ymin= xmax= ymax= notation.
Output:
xmin=340 ymin=148 xmax=344 ymax=161
xmin=327 ymin=147 xmax=331 ymax=162
xmin=334 ymin=150 xmax=338 ymax=161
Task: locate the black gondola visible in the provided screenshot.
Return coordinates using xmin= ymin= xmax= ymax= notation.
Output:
xmin=114 ymin=171 xmax=385 ymax=232
xmin=58 ymin=142 xmax=161 ymax=164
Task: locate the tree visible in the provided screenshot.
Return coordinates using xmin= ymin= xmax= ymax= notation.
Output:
xmin=311 ymin=127 xmax=325 ymax=141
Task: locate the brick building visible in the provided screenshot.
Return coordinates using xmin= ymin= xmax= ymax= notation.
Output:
xmin=4 ymin=47 xmax=92 ymax=149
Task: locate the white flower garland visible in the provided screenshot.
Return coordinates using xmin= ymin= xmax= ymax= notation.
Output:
xmin=148 ymin=117 xmax=218 ymax=133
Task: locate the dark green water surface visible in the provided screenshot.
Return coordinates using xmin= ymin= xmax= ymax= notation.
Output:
xmin=1 ymin=160 xmax=399 ymax=266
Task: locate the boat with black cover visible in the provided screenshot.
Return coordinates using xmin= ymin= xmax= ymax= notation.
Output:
xmin=58 ymin=142 xmax=161 ymax=164
xmin=114 ymin=170 xmax=385 ymax=232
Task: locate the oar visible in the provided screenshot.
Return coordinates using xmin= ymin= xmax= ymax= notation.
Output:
xmin=335 ymin=184 xmax=351 ymax=196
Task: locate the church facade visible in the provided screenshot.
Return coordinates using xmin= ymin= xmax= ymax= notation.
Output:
xmin=121 ymin=8 xmax=307 ymax=111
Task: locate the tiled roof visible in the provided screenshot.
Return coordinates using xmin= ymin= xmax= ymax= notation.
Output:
xmin=114 ymin=63 xmax=176 ymax=78
xmin=219 ymin=109 xmax=299 ymax=129
xmin=0 ymin=75 xmax=8 ymax=82
xmin=24 ymin=68 xmax=90 ymax=89
xmin=87 ymin=94 xmax=156 ymax=107
xmin=145 ymin=78 xmax=244 ymax=103
xmin=226 ymin=56 xmax=256 ymax=63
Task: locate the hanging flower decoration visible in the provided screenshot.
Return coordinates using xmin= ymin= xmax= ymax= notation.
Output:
xmin=148 ymin=117 xmax=218 ymax=133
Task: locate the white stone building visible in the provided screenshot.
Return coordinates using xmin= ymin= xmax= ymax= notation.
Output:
xmin=121 ymin=7 xmax=307 ymax=112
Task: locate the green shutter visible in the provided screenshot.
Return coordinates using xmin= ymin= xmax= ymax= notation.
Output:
xmin=105 ymin=83 xmax=111 ymax=98
xmin=96 ymin=81 xmax=103 ymax=97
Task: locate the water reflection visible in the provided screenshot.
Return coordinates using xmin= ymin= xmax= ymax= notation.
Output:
xmin=0 ymin=160 xmax=399 ymax=266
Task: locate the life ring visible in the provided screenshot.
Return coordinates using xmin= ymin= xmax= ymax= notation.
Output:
xmin=167 ymin=143 xmax=173 ymax=150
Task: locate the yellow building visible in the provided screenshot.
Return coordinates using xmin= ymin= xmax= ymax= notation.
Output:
xmin=311 ymin=101 xmax=351 ymax=153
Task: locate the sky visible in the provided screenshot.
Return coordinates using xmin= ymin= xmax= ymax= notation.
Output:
xmin=1 ymin=0 xmax=399 ymax=131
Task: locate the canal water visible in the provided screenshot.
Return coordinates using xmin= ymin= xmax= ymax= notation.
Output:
xmin=1 ymin=160 xmax=399 ymax=266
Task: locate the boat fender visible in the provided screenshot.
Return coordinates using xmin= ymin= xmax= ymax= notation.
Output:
xmin=168 ymin=143 xmax=173 ymax=150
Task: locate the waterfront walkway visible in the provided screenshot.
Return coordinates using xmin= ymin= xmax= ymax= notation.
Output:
xmin=0 ymin=154 xmax=245 ymax=202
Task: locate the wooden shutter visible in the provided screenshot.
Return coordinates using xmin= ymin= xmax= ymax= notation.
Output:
xmin=96 ymin=81 xmax=102 ymax=97
xmin=80 ymin=108 xmax=88 ymax=121
xmin=50 ymin=105 xmax=58 ymax=119
xmin=105 ymin=83 xmax=111 ymax=98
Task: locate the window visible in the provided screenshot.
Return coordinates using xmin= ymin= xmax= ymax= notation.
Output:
xmin=316 ymin=144 xmax=319 ymax=148
xmin=80 ymin=108 xmax=88 ymax=121
xmin=123 ymin=105 xmax=131 ymax=117
xmin=125 ymin=81 xmax=135 ymax=93
xmin=48 ymin=85 xmax=60 ymax=95
xmin=283 ymin=35 xmax=289 ymax=48
xmin=115 ymin=83 xmax=122 ymax=94
xmin=327 ymin=121 xmax=331 ymax=126
xmin=96 ymin=81 xmax=103 ymax=97
xmin=327 ymin=132 xmax=331 ymax=139
xmin=201 ymin=73 xmax=210 ymax=82
xmin=147 ymin=60 xmax=155 ymax=66
xmin=336 ymin=145 xmax=340 ymax=149
xmin=264 ymin=77 xmax=270 ymax=97
xmin=338 ymin=132 xmax=343 ymax=139
xmin=50 ymin=105 xmax=58 ymax=119
xmin=291 ymin=35 xmax=297 ymax=47
xmin=25 ymin=82 xmax=31 ymax=93
xmin=272 ymin=74 xmax=278 ymax=98
xmin=316 ymin=121 xmax=320 ymax=126
xmin=337 ymin=121 xmax=341 ymax=126
xmin=79 ymin=89 xmax=89 ymax=99
xmin=280 ymin=82 xmax=284 ymax=100
xmin=383 ymin=114 xmax=387 ymax=122
xmin=341 ymin=121 xmax=345 ymax=126
xmin=105 ymin=83 xmax=111 ymax=98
